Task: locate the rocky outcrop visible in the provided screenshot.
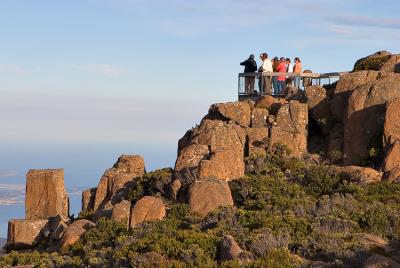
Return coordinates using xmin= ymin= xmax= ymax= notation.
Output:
xmin=82 ymin=187 xmax=96 ymax=212
xmin=93 ymin=155 xmax=145 ymax=211
xmin=384 ymin=98 xmax=400 ymax=147
xmin=111 ymin=200 xmax=131 ymax=227
xmin=251 ymin=108 xmax=268 ymax=128
xmin=246 ymin=127 xmax=268 ymax=157
xmin=354 ymin=51 xmax=400 ymax=73
xmin=60 ymin=220 xmax=95 ymax=250
xmin=270 ymin=101 xmax=308 ymax=157
xmin=129 ymin=196 xmax=166 ymax=228
xmin=210 ymin=102 xmax=251 ymax=127
xmin=188 ymin=179 xmax=234 ymax=217
xmin=305 ymin=85 xmax=331 ymax=126
xmin=219 ymin=235 xmax=243 ymax=262
xmin=25 ymin=169 xmax=69 ymax=220
xmin=7 ymin=219 xmax=48 ymax=249
xmin=382 ymin=142 xmax=400 ymax=173
xmin=344 ymin=74 xmax=400 ymax=164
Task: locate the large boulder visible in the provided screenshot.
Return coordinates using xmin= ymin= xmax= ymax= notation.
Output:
xmin=93 ymin=155 xmax=145 ymax=211
xmin=7 ymin=219 xmax=48 ymax=249
xmin=384 ymin=98 xmax=400 ymax=147
xmin=111 ymin=200 xmax=131 ymax=227
xmin=255 ymin=95 xmax=287 ymax=114
xmin=219 ymin=235 xmax=243 ymax=262
xmin=60 ymin=219 xmax=95 ymax=250
xmin=130 ymin=196 xmax=166 ymax=228
xmin=175 ymin=119 xmax=246 ymax=183
xmin=344 ymin=74 xmax=400 ymax=164
xmin=353 ymin=51 xmax=392 ymax=72
xmin=330 ymin=70 xmax=379 ymax=121
xmin=382 ymin=142 xmax=400 ymax=173
xmin=81 ymin=187 xmax=96 ymax=212
xmin=210 ymin=102 xmax=251 ymax=127
xmin=25 ymin=169 xmax=69 ymax=220
xmin=247 ymin=127 xmax=268 ymax=157
xmin=188 ymin=179 xmax=234 ymax=217
xmin=270 ymin=101 xmax=308 ymax=157
xmin=305 ymin=85 xmax=331 ymax=126
xmin=329 ymin=166 xmax=382 ymax=184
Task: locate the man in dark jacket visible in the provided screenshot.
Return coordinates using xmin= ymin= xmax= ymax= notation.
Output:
xmin=240 ymin=54 xmax=257 ymax=95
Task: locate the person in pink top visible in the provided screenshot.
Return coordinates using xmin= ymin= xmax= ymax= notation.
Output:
xmin=276 ymin=57 xmax=287 ymax=94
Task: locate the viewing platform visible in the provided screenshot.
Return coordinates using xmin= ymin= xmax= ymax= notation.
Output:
xmin=238 ymin=71 xmax=348 ymax=101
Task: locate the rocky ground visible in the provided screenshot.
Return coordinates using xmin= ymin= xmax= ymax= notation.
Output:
xmin=1 ymin=50 xmax=400 ymax=267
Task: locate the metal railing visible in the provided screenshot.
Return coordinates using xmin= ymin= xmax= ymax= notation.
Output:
xmin=238 ymin=71 xmax=348 ymax=99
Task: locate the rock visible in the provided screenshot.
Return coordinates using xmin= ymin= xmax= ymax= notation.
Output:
xmin=60 ymin=219 xmax=95 ymax=250
xmin=344 ymin=74 xmax=400 ymax=164
xmin=93 ymin=155 xmax=145 ymax=211
xmin=175 ymin=119 xmax=246 ymax=183
xmin=198 ymin=150 xmax=245 ymax=181
xmin=25 ymin=169 xmax=69 ymax=220
xmin=363 ymin=254 xmax=400 ymax=268
xmin=356 ymin=233 xmax=392 ymax=255
xmin=385 ymin=166 xmax=400 ymax=183
xmin=210 ymin=102 xmax=251 ymax=127
xmin=7 ymin=219 xmax=48 ymax=249
xmin=188 ymin=179 xmax=234 ymax=217
xmin=270 ymin=101 xmax=308 ymax=157
xmin=170 ymin=179 xmax=182 ymax=201
xmin=330 ymin=70 xmax=379 ymax=121
xmin=384 ymin=98 xmax=400 ymax=147
xmin=255 ymin=95 xmax=287 ymax=114
xmin=130 ymin=196 xmax=166 ymax=228
xmin=219 ymin=235 xmax=243 ymax=262
xmin=305 ymin=85 xmax=331 ymax=128
xmin=382 ymin=142 xmax=400 ymax=172
xmin=353 ymin=51 xmax=392 ymax=71
xmin=82 ymin=187 xmax=96 ymax=211
xmin=328 ymin=123 xmax=344 ymax=156
xmin=380 ymin=54 xmax=400 ymax=73
xmin=251 ymin=108 xmax=268 ymax=128
xmin=111 ymin=200 xmax=131 ymax=227
xmin=247 ymin=127 xmax=268 ymax=157
xmin=329 ymin=166 xmax=382 ymax=183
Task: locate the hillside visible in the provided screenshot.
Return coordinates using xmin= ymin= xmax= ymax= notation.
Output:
xmin=1 ymin=51 xmax=400 ymax=267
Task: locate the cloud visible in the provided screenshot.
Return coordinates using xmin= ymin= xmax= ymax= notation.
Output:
xmin=0 ymin=184 xmax=24 ymax=205
xmin=0 ymin=64 xmax=24 ymax=73
xmin=63 ymin=63 xmax=128 ymax=77
xmin=328 ymin=14 xmax=400 ymax=30
xmin=0 ymin=171 xmax=18 ymax=179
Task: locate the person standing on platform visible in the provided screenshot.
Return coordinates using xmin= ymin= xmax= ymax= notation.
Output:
xmin=277 ymin=57 xmax=287 ymax=94
xmin=259 ymin=53 xmax=273 ymax=95
xmin=272 ymin=56 xmax=280 ymax=95
xmin=285 ymin=58 xmax=293 ymax=86
xmin=293 ymin=57 xmax=303 ymax=89
xmin=240 ymin=54 xmax=257 ymax=95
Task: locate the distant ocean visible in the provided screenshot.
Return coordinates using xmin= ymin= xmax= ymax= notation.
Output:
xmin=0 ymin=142 xmax=177 ymax=238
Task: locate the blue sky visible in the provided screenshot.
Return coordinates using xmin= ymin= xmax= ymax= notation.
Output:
xmin=0 ymin=0 xmax=399 ymax=235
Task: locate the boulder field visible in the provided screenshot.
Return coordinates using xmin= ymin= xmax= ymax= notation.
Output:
xmin=4 ymin=51 xmax=400 ymax=262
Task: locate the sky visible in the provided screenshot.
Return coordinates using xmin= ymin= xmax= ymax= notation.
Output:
xmin=0 ymin=0 xmax=399 ymax=236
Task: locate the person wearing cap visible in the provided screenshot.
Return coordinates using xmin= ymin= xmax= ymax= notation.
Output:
xmin=240 ymin=54 xmax=257 ymax=95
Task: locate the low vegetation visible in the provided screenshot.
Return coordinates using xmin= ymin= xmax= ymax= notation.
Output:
xmin=2 ymin=145 xmax=400 ymax=267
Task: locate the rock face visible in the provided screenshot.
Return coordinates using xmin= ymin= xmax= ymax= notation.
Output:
xmin=305 ymin=85 xmax=330 ymax=125
xmin=7 ymin=219 xmax=48 ymax=249
xmin=344 ymin=74 xmax=400 ymax=164
xmin=251 ymin=108 xmax=268 ymax=128
xmin=93 ymin=155 xmax=145 ymax=211
xmin=382 ymin=142 xmax=400 ymax=172
xmin=111 ymin=200 xmax=131 ymax=227
xmin=210 ymin=102 xmax=251 ymax=127
xmin=270 ymin=101 xmax=308 ymax=157
xmin=188 ymin=179 xmax=234 ymax=217
xmin=175 ymin=119 xmax=246 ymax=183
xmin=25 ymin=169 xmax=69 ymax=220
xmin=60 ymin=219 xmax=95 ymax=250
xmin=82 ymin=188 xmax=96 ymax=211
xmin=384 ymin=98 xmax=400 ymax=147
xmin=130 ymin=196 xmax=166 ymax=228
xmin=219 ymin=235 xmax=243 ymax=262
xmin=353 ymin=51 xmax=400 ymax=73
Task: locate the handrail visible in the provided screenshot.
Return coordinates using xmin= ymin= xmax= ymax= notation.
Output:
xmin=238 ymin=71 xmax=348 ymax=78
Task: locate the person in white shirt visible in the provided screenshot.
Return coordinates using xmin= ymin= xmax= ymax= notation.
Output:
xmin=285 ymin=58 xmax=294 ymax=86
xmin=259 ymin=53 xmax=273 ymax=95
